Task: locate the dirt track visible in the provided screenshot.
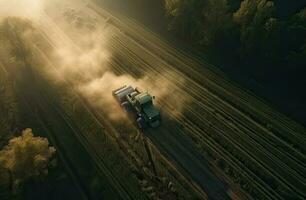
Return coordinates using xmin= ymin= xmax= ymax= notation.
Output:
xmin=85 ymin=3 xmax=306 ymax=199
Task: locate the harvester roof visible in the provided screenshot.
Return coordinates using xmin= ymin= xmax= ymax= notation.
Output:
xmin=135 ymin=93 xmax=152 ymax=105
xmin=143 ymin=106 xmax=160 ymax=118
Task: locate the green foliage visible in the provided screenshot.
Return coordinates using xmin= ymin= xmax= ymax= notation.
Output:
xmin=0 ymin=129 xmax=56 ymax=194
xmin=234 ymin=0 xmax=276 ymax=57
xmin=199 ymin=0 xmax=232 ymax=47
xmin=165 ymin=0 xmax=232 ymax=47
xmin=165 ymin=0 xmax=207 ymax=40
xmin=285 ymin=8 xmax=306 ymax=70
xmin=164 ymin=0 xmax=306 ymax=81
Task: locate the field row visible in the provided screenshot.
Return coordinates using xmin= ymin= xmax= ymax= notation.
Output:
xmin=104 ymin=24 xmax=306 ymax=199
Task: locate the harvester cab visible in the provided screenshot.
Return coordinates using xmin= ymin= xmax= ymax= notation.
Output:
xmin=112 ymin=85 xmax=161 ymax=129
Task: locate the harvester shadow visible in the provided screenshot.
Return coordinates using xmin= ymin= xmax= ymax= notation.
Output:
xmin=144 ymin=111 xmax=231 ymax=200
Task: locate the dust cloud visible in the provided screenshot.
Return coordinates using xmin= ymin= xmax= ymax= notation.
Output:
xmin=0 ymin=0 xmax=45 ymax=18
xmin=1 ymin=0 xmax=189 ymax=121
xmin=50 ymin=19 xmax=188 ymax=120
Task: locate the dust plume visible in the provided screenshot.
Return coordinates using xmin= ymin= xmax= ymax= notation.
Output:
xmin=78 ymin=69 xmax=188 ymax=120
xmin=0 ymin=0 xmax=189 ymax=121
xmin=0 ymin=0 xmax=45 ymax=19
xmin=42 ymin=5 xmax=189 ymax=121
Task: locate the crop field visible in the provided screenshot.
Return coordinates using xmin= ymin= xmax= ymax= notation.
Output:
xmin=67 ymin=2 xmax=306 ymax=199
xmin=0 ymin=15 xmax=204 ymax=200
xmin=0 ymin=0 xmax=305 ymax=200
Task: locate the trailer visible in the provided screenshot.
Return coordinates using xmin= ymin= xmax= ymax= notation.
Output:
xmin=112 ymin=85 xmax=161 ymax=129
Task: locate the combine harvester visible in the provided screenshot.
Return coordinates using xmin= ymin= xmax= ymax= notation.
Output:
xmin=113 ymin=85 xmax=161 ymax=129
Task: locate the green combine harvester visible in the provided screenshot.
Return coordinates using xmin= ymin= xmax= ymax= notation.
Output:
xmin=112 ymin=85 xmax=161 ymax=129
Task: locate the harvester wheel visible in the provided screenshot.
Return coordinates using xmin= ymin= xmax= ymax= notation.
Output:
xmin=137 ymin=117 xmax=147 ymax=129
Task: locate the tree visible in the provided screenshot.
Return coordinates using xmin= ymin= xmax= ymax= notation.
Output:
xmin=165 ymin=0 xmax=232 ymax=48
xmin=199 ymin=0 xmax=232 ymax=47
xmin=165 ymin=0 xmax=207 ymax=40
xmin=233 ymin=0 xmax=276 ymax=59
xmin=286 ymin=7 xmax=306 ymax=70
xmin=0 ymin=128 xmax=56 ymax=194
xmin=232 ymin=0 xmax=281 ymax=80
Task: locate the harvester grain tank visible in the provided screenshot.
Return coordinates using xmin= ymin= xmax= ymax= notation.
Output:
xmin=112 ymin=85 xmax=161 ymax=129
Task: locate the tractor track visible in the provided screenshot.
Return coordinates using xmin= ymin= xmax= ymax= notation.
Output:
xmin=109 ymin=55 xmax=282 ymax=200
xmin=109 ymin=61 xmax=281 ymax=199
xmin=106 ymin=35 xmax=306 ymax=199
xmin=42 ymin=2 xmax=306 ymax=199
xmin=93 ymin=3 xmax=306 ymax=156
xmin=103 ymin=9 xmax=306 ymax=165
xmin=109 ymin=30 xmax=306 ymax=166
xmin=79 ymin=93 xmax=210 ymax=200
xmin=108 ymin=10 xmax=306 ymax=151
xmin=96 ymin=11 xmax=306 ymax=199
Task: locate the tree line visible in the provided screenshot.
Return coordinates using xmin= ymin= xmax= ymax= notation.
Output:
xmin=165 ymin=0 xmax=306 ymax=84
